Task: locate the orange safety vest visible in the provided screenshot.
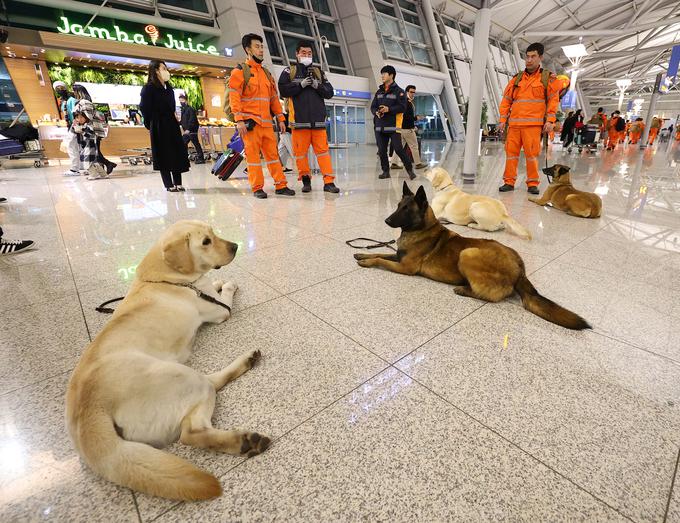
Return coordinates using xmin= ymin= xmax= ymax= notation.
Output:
xmin=227 ymin=58 xmax=284 ymax=128
xmin=499 ymin=68 xmax=560 ymax=128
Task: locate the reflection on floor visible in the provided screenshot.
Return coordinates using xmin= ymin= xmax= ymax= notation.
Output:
xmin=1 ymin=139 xmax=680 ymax=521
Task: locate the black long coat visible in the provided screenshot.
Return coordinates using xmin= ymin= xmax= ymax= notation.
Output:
xmin=139 ymin=82 xmax=190 ymax=173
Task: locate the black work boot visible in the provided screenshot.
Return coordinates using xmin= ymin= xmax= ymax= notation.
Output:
xmin=323 ymin=182 xmax=340 ymax=193
xmin=378 ymin=172 xmax=391 ymax=179
xmin=527 ymin=186 xmax=540 ymax=195
xmin=301 ymin=175 xmax=312 ymax=193
xmin=498 ymin=184 xmax=515 ymax=192
xmin=253 ymin=189 xmax=267 ymax=199
xmin=275 ymin=187 xmax=296 ymax=196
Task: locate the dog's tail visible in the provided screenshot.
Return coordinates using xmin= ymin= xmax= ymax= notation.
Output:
xmin=515 ymin=275 xmax=591 ymax=330
xmin=501 ymin=215 xmax=532 ymax=240
xmin=72 ymin=403 xmax=222 ymax=501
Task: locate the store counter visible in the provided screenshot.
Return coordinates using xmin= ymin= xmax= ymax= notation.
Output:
xmin=39 ymin=124 xmax=151 ymax=159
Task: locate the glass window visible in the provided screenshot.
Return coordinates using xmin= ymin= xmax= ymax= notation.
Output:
xmin=405 ymin=24 xmax=426 ymax=44
xmin=283 ymin=35 xmax=315 ymax=61
xmin=398 ymin=0 xmax=416 ymax=10
xmin=377 ymin=14 xmax=402 ymax=37
xmin=317 ymin=20 xmax=339 ymax=43
xmin=383 ymin=37 xmax=408 ymax=60
xmin=159 ymin=0 xmax=208 ymax=13
xmin=402 ymin=12 xmax=419 ymax=24
xmin=264 ymin=30 xmax=280 ymax=57
xmin=324 ymin=44 xmax=345 ymax=68
xmin=0 ymin=60 xmax=28 ymax=126
xmin=372 ymin=0 xmax=396 ymax=17
xmin=276 ymin=9 xmax=312 ymax=36
xmin=311 ymin=0 xmax=331 ymax=16
xmin=257 ymin=3 xmax=272 ymax=27
xmin=280 ymin=0 xmax=305 ymax=8
xmin=412 ymin=46 xmax=432 ymax=64
xmin=460 ymin=24 xmax=472 ymax=36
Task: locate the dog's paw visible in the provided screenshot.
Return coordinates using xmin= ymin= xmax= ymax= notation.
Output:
xmin=356 ymin=258 xmax=372 ymax=268
xmin=221 ymin=281 xmax=238 ymax=294
xmin=213 ymin=279 xmax=225 ymax=293
xmin=353 ymin=253 xmax=368 ymax=260
xmin=240 ymin=432 xmax=271 ymax=458
xmin=244 ymin=349 xmax=261 ymax=369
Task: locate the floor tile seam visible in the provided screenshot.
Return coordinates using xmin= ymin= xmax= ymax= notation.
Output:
xmin=588 ymin=329 xmax=680 ymax=368
xmin=0 ymin=368 xmax=72 ymax=398
xmin=546 ymin=217 xmax=624 ymax=263
xmin=0 ymin=287 xmax=81 ymax=315
xmin=663 ymin=446 xmax=680 ymax=522
xmin=130 ymin=491 xmax=144 ymax=523
xmin=44 ymin=176 xmax=94 ymax=343
xmin=398 ymin=371 xmax=637 ymax=522
xmin=147 ymin=365 xmax=393 ymax=523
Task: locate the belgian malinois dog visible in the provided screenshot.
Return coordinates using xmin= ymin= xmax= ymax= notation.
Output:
xmin=531 ymin=164 xmax=602 ymax=218
xmin=354 ymin=183 xmax=590 ymax=330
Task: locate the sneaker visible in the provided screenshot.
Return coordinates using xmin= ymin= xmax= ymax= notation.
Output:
xmin=194 ymin=159 xmax=206 ymax=165
xmin=390 ymin=163 xmax=402 ymax=169
xmin=378 ymin=172 xmax=391 ymax=179
xmin=0 ymin=238 xmax=35 ymax=255
xmin=498 ymin=184 xmax=515 ymax=192
xmin=275 ymin=187 xmax=296 ymax=196
xmin=106 ymin=162 xmax=117 ymax=174
xmin=414 ymin=163 xmax=427 ymax=169
xmin=407 ymin=170 xmax=416 ymax=180
xmin=166 ymin=186 xmax=179 ymax=192
xmin=301 ymin=175 xmax=312 ymax=193
xmin=64 ymin=170 xmax=80 ymax=176
xmin=175 ymin=185 xmax=186 ymax=192
xmin=323 ymin=183 xmax=340 ymax=193
xmin=253 ymin=189 xmax=267 ymax=199
xmin=283 ymin=167 xmax=293 ymax=173
xmin=78 ymin=170 xmax=90 ymax=176
xmin=0 ymin=197 xmax=7 ymax=203
xmin=527 ymin=186 xmax=540 ymax=195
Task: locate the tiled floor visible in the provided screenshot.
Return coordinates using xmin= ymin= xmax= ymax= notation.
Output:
xmin=1 ymin=139 xmax=680 ymax=522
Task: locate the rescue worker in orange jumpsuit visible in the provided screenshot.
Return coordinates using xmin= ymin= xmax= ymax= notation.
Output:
xmin=278 ymin=41 xmax=339 ymax=193
xmin=498 ymin=42 xmax=560 ymax=194
xmin=606 ymin=111 xmax=623 ymax=150
xmin=228 ymin=33 xmax=294 ymax=199
xmin=629 ymin=118 xmax=645 ymax=144
xmin=648 ymin=116 xmax=661 ymax=145
xmin=596 ymin=107 xmax=607 ymax=142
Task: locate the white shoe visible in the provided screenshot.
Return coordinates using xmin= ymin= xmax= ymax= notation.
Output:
xmin=63 ymin=170 xmax=80 ymax=176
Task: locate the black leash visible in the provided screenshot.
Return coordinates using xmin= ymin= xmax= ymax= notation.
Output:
xmin=95 ymin=281 xmax=232 ymax=314
xmin=345 ymin=237 xmax=397 ymax=252
xmin=543 ymin=131 xmax=553 ymax=183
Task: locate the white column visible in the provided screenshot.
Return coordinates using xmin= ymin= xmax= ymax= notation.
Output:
xmin=462 ymin=2 xmax=492 ymax=180
xmin=421 ymin=0 xmax=464 ymax=141
xmin=641 ymin=73 xmax=662 ymax=147
xmin=512 ymin=39 xmax=524 ymax=71
xmin=433 ymin=94 xmax=452 ymax=142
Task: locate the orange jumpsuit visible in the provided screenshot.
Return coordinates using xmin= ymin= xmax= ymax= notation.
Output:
xmin=629 ymin=122 xmax=644 ymax=144
xmin=606 ymin=117 xmax=622 ymax=149
xmin=228 ymin=58 xmax=288 ymax=192
xmin=499 ymin=69 xmax=560 ymax=188
xmin=648 ymin=119 xmax=660 ymax=145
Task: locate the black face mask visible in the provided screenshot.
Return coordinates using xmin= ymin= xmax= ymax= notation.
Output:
xmin=251 ymin=54 xmax=263 ymax=64
xmin=180 ymin=102 xmax=187 ymax=107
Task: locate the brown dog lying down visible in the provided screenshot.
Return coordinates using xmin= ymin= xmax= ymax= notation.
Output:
xmin=66 ymin=220 xmax=270 ymax=501
xmin=530 ymin=164 xmax=602 ymax=218
xmin=355 ymin=183 xmax=590 ymax=330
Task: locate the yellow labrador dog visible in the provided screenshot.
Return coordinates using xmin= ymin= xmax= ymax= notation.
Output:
xmin=66 ymin=220 xmax=269 ymax=502
xmin=425 ymin=167 xmax=532 ymax=239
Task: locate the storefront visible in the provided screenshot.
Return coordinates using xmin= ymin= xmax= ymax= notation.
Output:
xmin=1 ymin=7 xmax=238 ymax=160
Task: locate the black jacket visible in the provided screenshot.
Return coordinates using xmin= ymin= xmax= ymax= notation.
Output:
xmin=180 ymin=103 xmax=200 ymax=133
xmin=278 ymin=64 xmax=333 ymax=129
xmin=402 ymin=99 xmax=415 ymax=130
xmin=371 ymin=81 xmax=407 ymax=132
xmin=139 ymin=82 xmax=190 ymax=173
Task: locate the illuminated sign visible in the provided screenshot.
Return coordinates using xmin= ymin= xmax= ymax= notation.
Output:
xmin=56 ymin=16 xmax=219 ymax=56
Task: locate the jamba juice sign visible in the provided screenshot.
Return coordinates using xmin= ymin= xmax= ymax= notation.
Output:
xmin=56 ymin=16 xmax=220 ymax=56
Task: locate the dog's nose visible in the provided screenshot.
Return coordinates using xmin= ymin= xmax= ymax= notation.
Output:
xmin=228 ymin=241 xmax=238 ymax=254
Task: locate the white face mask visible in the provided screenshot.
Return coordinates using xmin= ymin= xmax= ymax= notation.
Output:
xmin=159 ymin=69 xmax=170 ymax=82
xmin=298 ymin=56 xmax=312 ymax=66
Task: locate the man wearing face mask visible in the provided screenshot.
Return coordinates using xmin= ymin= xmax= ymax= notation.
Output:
xmin=178 ymin=94 xmax=205 ymax=164
xmin=278 ymin=41 xmax=339 ymax=193
xmin=227 ymin=33 xmax=294 ymax=198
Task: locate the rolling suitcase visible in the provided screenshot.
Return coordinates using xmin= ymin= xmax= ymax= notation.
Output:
xmin=211 ymin=133 xmax=244 ymax=181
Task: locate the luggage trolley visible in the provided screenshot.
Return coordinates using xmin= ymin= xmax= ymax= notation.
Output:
xmin=570 ymin=124 xmax=599 ymax=154
xmin=0 ymin=138 xmax=49 ymax=168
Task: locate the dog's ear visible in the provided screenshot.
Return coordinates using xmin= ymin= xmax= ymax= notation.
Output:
xmin=414 ymin=185 xmax=428 ymax=207
xmin=162 ymin=233 xmax=195 ymax=274
xmin=558 ymin=165 xmax=570 ymax=175
xmin=402 ymin=181 xmax=413 ymax=196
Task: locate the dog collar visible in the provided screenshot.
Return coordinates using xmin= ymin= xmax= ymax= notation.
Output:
xmin=439 ymin=183 xmax=454 ymax=191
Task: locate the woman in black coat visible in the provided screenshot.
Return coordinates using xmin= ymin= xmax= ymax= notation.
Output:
xmin=139 ymin=60 xmax=190 ymax=191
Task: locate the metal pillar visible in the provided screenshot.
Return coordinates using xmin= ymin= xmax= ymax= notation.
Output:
xmin=486 ymin=53 xmax=502 ymax=115
xmin=462 ymin=2 xmax=492 ymax=180
xmin=422 ymin=0 xmax=464 ymax=141
xmin=641 ymin=73 xmax=662 ymax=147
xmin=433 ymin=94 xmax=452 ymax=142
xmin=512 ymin=39 xmax=524 ymax=71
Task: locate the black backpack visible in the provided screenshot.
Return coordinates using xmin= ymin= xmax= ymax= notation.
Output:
xmin=615 ymin=117 xmax=626 ymax=132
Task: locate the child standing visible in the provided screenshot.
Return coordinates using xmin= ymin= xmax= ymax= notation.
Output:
xmin=72 ymin=105 xmax=107 ymax=180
